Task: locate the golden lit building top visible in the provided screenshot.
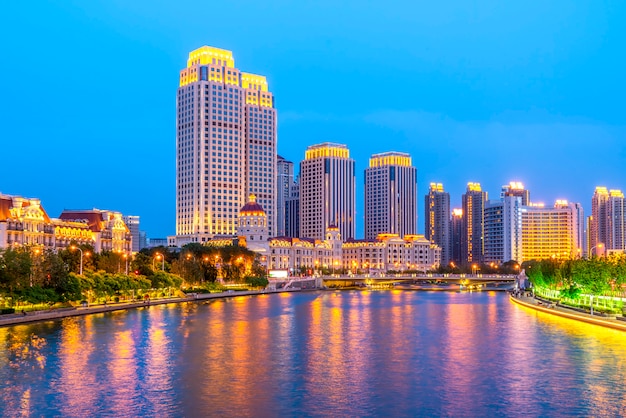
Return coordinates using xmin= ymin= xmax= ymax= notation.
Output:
xmin=467 ymin=182 xmax=482 ymax=192
xmin=429 ymin=183 xmax=444 ymax=192
xmin=507 ymin=181 xmax=525 ymax=190
xmin=610 ymin=189 xmax=624 ymax=198
xmin=595 ymin=186 xmax=609 ymax=195
xmin=305 ymin=142 xmax=350 ymax=160
xmin=187 ymin=46 xmax=235 ymax=68
xmin=452 ymin=208 xmax=463 ymax=217
xmin=369 ymin=152 xmax=412 ymax=168
xmin=241 ymin=73 xmax=268 ymax=91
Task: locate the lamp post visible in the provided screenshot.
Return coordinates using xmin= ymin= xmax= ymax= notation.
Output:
xmin=153 ymin=252 xmax=164 ymax=271
xmin=589 ymin=243 xmax=604 ymax=258
xmin=123 ymin=253 xmax=129 ymax=275
xmin=70 ymin=245 xmax=85 ymax=275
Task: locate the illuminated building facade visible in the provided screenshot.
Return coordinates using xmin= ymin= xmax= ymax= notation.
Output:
xmin=425 ymin=183 xmax=450 ymax=265
xmin=365 ymin=152 xmax=417 ymax=240
xmin=0 ymin=193 xmax=131 ymax=253
xmin=267 ymin=226 xmax=340 ymax=272
xmin=176 ymin=46 xmax=277 ymax=245
xmin=123 ymin=215 xmax=141 ymax=253
xmin=342 ymin=234 xmax=441 ymax=273
xmin=462 ymin=183 xmax=487 ymax=265
xmin=501 ymin=181 xmax=530 ymax=206
xmin=237 ymin=194 xmax=269 ymax=255
xmin=590 ymin=187 xmax=625 ymax=255
xmin=276 ymin=155 xmax=294 ymax=237
xmin=300 ymin=143 xmax=355 ymax=241
xmin=521 ymin=200 xmax=580 ymax=261
xmin=450 ymin=208 xmax=463 ymax=265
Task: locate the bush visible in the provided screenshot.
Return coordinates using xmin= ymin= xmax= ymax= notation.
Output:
xmin=113 ymin=296 xmax=120 ymax=303
xmin=1 ymin=308 xmax=16 ymax=315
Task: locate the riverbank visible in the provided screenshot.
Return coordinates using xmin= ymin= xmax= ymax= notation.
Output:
xmin=510 ymin=294 xmax=626 ymax=331
xmin=0 ymin=288 xmax=300 ymax=328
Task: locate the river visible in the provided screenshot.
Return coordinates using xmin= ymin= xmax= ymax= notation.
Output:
xmin=1 ymin=291 xmax=625 ymax=417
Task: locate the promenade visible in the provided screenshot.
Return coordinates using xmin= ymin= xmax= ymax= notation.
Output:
xmin=0 ymin=289 xmax=294 ymax=328
xmin=510 ymin=293 xmax=626 ymax=331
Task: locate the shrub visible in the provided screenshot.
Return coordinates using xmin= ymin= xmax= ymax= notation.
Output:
xmin=1 ymin=308 xmax=16 ymax=315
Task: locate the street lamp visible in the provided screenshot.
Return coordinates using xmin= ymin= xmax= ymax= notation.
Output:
xmin=70 ymin=245 xmax=89 ymax=275
xmin=153 ymin=252 xmax=164 ymax=271
xmin=123 ymin=253 xmax=129 ymax=275
xmin=472 ymin=264 xmax=478 ymax=276
xmin=589 ymin=243 xmax=604 ymax=258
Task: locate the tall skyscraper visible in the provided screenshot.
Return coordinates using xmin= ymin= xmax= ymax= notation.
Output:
xmin=462 ymin=183 xmax=487 ymax=265
xmin=276 ymin=155 xmax=294 ymax=237
xmin=364 ymin=152 xmax=417 ymax=240
xmin=176 ymin=46 xmax=277 ymax=244
xmin=300 ymin=143 xmax=355 ymax=240
xmin=285 ymin=177 xmax=300 ymax=238
xmin=590 ymin=187 xmax=625 ymax=255
xmin=450 ymin=208 xmax=463 ymax=266
xmin=425 ymin=183 xmax=450 ymax=265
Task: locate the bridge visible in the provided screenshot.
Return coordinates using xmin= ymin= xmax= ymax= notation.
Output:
xmin=321 ymin=274 xmax=517 ymax=290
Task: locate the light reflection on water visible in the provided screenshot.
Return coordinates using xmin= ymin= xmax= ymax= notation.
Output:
xmin=1 ymin=292 xmax=625 ymax=417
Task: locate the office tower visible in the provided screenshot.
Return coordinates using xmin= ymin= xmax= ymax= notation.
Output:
xmin=276 ymin=155 xmax=294 ymax=237
xmin=285 ymin=178 xmax=300 ymax=237
xmin=590 ymin=187 xmax=626 ymax=255
xmin=501 ymin=181 xmax=530 ymax=205
xmin=425 ymin=183 xmax=450 ymax=265
xmin=123 ymin=215 xmax=140 ymax=253
xmin=176 ymin=46 xmax=277 ymax=244
xmin=300 ymin=143 xmax=356 ymax=240
xmin=450 ymin=208 xmax=463 ymax=266
xmin=590 ymin=187 xmax=609 ymax=255
xmin=571 ymin=202 xmax=585 ymax=258
xmin=365 ymin=152 xmax=417 ymax=240
xmin=521 ymin=200 xmax=579 ymax=261
xmin=484 ymin=195 xmax=522 ymax=264
xmin=461 ymin=183 xmax=487 ymax=265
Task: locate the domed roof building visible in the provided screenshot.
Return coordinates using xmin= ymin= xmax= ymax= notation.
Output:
xmin=237 ymin=194 xmax=269 ymax=255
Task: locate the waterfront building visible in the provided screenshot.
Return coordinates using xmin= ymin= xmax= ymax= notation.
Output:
xmin=123 ymin=215 xmax=140 ymax=253
xmin=342 ymin=234 xmax=441 ymax=273
xmin=276 ymin=155 xmax=294 ymax=237
xmin=462 ymin=183 xmax=487 ymax=265
xmin=237 ymin=194 xmax=269 ymax=256
xmin=0 ymin=194 xmax=55 ymax=249
xmin=299 ymin=143 xmax=356 ymax=241
xmin=364 ymin=152 xmax=417 ymax=240
xmin=59 ymin=209 xmax=132 ymax=253
xmin=590 ymin=187 xmax=625 ymax=255
xmin=424 ymin=183 xmax=451 ymax=265
xmin=450 ymin=208 xmax=463 ymax=266
xmin=285 ymin=178 xmax=300 ymax=237
xmin=484 ymin=195 xmax=523 ymax=264
xmin=521 ymin=200 xmax=580 ymax=261
xmin=175 ymin=46 xmax=277 ymax=245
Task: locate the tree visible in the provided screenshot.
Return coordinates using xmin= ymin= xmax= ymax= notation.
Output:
xmin=0 ymin=247 xmax=32 ymax=293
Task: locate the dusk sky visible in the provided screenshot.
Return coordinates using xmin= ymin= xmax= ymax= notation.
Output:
xmin=2 ymin=1 xmax=625 ymax=239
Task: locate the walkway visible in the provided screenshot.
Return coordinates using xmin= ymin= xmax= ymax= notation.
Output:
xmin=0 ymin=289 xmax=298 ymax=328
xmin=510 ymin=294 xmax=626 ymax=331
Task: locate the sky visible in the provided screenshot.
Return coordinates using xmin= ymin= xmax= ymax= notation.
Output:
xmin=1 ymin=0 xmax=626 ymax=239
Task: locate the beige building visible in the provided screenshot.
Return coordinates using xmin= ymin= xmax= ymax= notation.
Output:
xmin=521 ymin=200 xmax=580 ymax=261
xmin=175 ymin=46 xmax=277 ymax=245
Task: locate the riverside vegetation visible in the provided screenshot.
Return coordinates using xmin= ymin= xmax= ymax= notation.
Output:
xmin=0 ymin=243 xmax=268 ymax=313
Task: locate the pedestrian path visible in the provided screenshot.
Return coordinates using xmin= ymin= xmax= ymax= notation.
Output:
xmin=510 ymin=293 xmax=626 ymax=331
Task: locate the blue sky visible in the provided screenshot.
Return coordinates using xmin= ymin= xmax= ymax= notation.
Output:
xmin=1 ymin=1 xmax=625 ymax=238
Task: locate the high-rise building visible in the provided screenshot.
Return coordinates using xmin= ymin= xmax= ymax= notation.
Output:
xmin=300 ymin=143 xmax=356 ymax=241
xmin=521 ymin=200 xmax=580 ymax=261
xmin=285 ymin=178 xmax=300 ymax=238
xmin=123 ymin=215 xmax=140 ymax=253
xmin=365 ymin=152 xmax=417 ymax=240
xmin=590 ymin=187 xmax=625 ymax=255
xmin=276 ymin=155 xmax=294 ymax=237
xmin=175 ymin=46 xmax=277 ymax=245
xmin=501 ymin=181 xmax=530 ymax=205
xmin=425 ymin=183 xmax=450 ymax=265
xmin=484 ymin=195 xmax=522 ymax=264
xmin=450 ymin=208 xmax=463 ymax=266
xmin=461 ymin=183 xmax=487 ymax=265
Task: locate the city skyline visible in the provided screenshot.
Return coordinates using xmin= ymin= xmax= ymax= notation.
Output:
xmin=2 ymin=1 xmax=626 ymax=238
